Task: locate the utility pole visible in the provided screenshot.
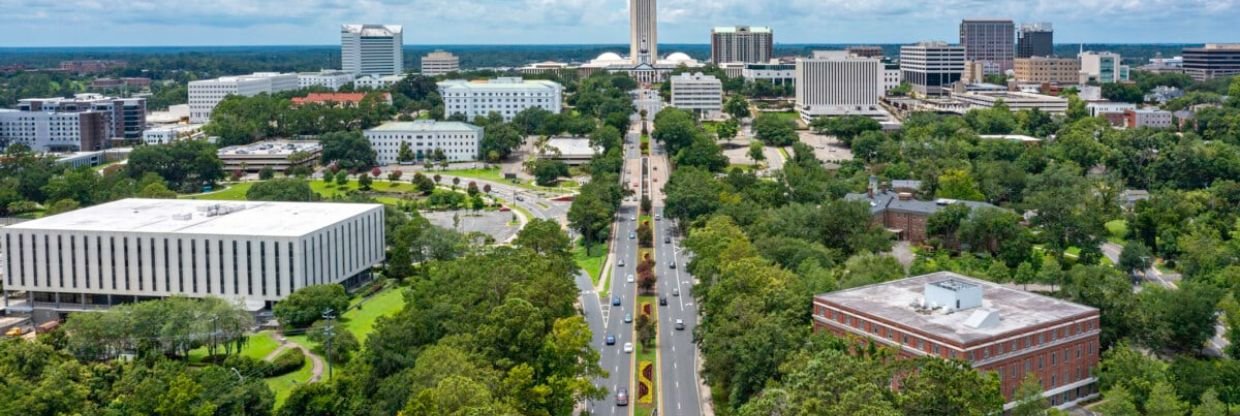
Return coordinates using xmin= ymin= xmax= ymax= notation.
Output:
xmin=322 ymin=308 xmax=336 ymax=379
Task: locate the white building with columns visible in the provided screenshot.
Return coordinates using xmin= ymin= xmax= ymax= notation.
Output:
xmin=438 ymin=77 xmax=562 ymax=122
xmin=1 ymin=199 xmax=385 ymax=312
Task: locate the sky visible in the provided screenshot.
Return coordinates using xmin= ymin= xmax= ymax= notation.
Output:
xmin=1 ymin=0 xmax=1238 ymax=47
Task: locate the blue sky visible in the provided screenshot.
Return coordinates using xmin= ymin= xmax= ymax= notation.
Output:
xmin=1 ymin=0 xmax=1238 ymax=46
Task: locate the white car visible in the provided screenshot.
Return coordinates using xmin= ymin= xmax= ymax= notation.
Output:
xmin=627 ymin=274 xmax=635 ymax=283
xmin=623 ymin=342 xmax=634 ymax=353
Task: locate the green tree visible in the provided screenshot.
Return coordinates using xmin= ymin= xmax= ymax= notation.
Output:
xmin=809 ymin=115 xmax=882 ymax=146
xmin=664 ymin=166 xmax=723 ymax=224
xmin=127 ymin=140 xmax=224 ymax=192
xmin=1009 ymin=374 xmax=1049 ymax=416
xmin=308 ymin=319 xmax=360 ymax=364
xmin=258 ymin=166 xmax=275 ymax=180
xmin=1145 ymin=381 xmax=1186 ymax=416
xmin=320 ymin=131 xmax=377 ymax=171
xmin=398 ymin=141 xmax=415 ymax=163
xmin=272 ymin=284 xmax=350 ymax=328
xmin=412 ymin=172 xmax=435 ymax=194
xmin=839 ymin=252 xmax=905 ymax=289
xmin=652 ymin=107 xmax=699 ymax=154
xmin=358 ymin=172 xmax=373 ymax=190
xmin=898 ymin=357 xmax=1004 ymax=416
xmin=532 ymin=160 xmax=569 ymax=186
xmin=514 ymin=218 xmax=571 ymax=256
xmin=936 ymin=169 xmax=986 ymax=201
xmin=724 ymin=95 xmax=751 ymax=120
xmin=1192 ymin=388 xmax=1226 ymax=416
xmin=1096 ymin=385 xmax=1140 ymax=416
xmin=753 ymin=113 xmax=798 ymax=146
xmin=335 ymin=170 xmax=349 ymax=186
xmin=1118 ymin=241 xmax=1153 ymax=275
xmin=676 ymin=133 xmax=728 ymax=172
xmin=717 ymin=118 xmax=740 ymax=143
xmin=748 ymin=140 xmax=765 ymax=164
xmin=138 ymin=181 xmax=178 ymax=199
xmin=246 ymin=178 xmax=316 ymax=201
xmin=44 ymin=199 xmax=80 ymax=215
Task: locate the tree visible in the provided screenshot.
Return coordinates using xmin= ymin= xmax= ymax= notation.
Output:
xmin=258 ymin=167 xmax=275 ymax=180
xmin=926 ymin=203 xmax=972 ymax=248
xmin=809 ymin=116 xmax=881 ymax=146
xmin=724 ymin=95 xmax=751 ymax=120
xmin=717 ymin=119 xmax=740 ymax=143
xmin=246 ymin=178 xmax=316 ymax=201
xmin=1009 ymin=374 xmax=1049 ymax=416
xmin=936 ymin=169 xmax=986 ymax=201
xmin=753 ymin=113 xmax=798 ymax=146
xmin=397 ymin=141 xmax=415 ymax=164
xmin=652 ymin=107 xmax=698 ymax=154
xmin=334 ymin=170 xmax=349 ymax=186
xmin=532 ymin=160 xmax=569 ymax=186
xmin=1144 ymin=381 xmax=1186 ymax=416
xmin=388 ymin=170 xmax=404 ymax=182
xmin=1118 ymin=241 xmax=1153 ymax=276
xmin=1192 ymin=389 xmax=1226 ymax=416
xmin=636 ymin=314 xmax=656 ymax=348
xmin=839 ymin=253 xmax=905 ymax=289
xmin=898 ymin=357 xmax=1004 ymax=416
xmin=514 ymin=218 xmax=571 ymax=256
xmin=412 ymin=172 xmax=435 ymax=194
xmin=127 ymin=140 xmax=224 ymax=192
xmin=138 ymin=181 xmax=178 ymax=199
xmin=675 ymin=133 xmax=728 ymax=172
xmin=358 ymin=173 xmax=373 ymax=191
xmin=272 ymin=284 xmax=350 ymax=328
xmin=44 ymin=199 xmax=80 ymax=215
xmin=1096 ymin=386 xmax=1140 ymax=416
xmin=748 ymin=140 xmax=765 ymax=164
xmin=308 ymin=319 xmax=360 ymax=364
xmin=320 ymin=131 xmax=377 ymax=171
xmin=664 ymin=166 xmax=723 ymax=224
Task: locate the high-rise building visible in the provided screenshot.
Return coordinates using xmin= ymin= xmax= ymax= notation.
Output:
xmin=421 ymin=50 xmax=460 ymax=76
xmin=0 ymin=199 xmax=386 ymax=312
xmin=710 ymin=26 xmax=773 ymax=64
xmin=1182 ymin=44 xmax=1240 ymax=81
xmin=341 ymin=24 xmax=404 ymax=77
xmin=0 ymin=109 xmax=108 ymax=152
xmin=669 ymin=72 xmax=723 ymax=114
xmin=900 ymin=42 xmax=966 ymax=97
xmin=959 ymin=19 xmax=1015 ymax=74
xmin=630 ymin=0 xmax=658 ymax=65
xmin=188 ymin=73 xmax=300 ymax=123
xmin=795 ymin=51 xmax=884 ymax=120
xmin=813 ymin=272 xmax=1101 ymax=408
xmin=1078 ymin=51 xmax=1130 ymax=84
xmin=17 ymin=94 xmax=146 ymax=142
xmin=1017 ymin=23 xmax=1054 ymax=58
xmin=438 ymin=77 xmax=563 ymax=122
xmin=1013 ymin=57 xmax=1080 ymax=84
xmin=366 ymin=120 xmax=483 ymax=164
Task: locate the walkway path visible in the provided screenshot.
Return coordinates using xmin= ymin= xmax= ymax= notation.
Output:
xmin=266 ymin=332 xmax=327 ymax=383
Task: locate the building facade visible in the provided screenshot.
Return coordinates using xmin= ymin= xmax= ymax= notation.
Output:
xmin=298 ymin=70 xmax=356 ymax=91
xmin=1125 ymin=109 xmax=1174 ymax=129
xmin=1182 ymin=44 xmax=1240 ymax=81
xmin=438 ymin=77 xmax=563 ymax=122
xmin=953 ymin=91 xmax=1069 ymax=114
xmin=354 ymin=74 xmax=404 ymax=90
xmin=813 ymin=272 xmax=1101 ymax=409
xmin=741 ymin=63 xmax=795 ymax=85
xmin=17 ymin=94 xmax=146 ymax=142
xmin=710 ymin=26 xmax=773 ymax=65
xmin=960 ymin=19 xmax=1015 ymax=74
xmin=1 ymin=199 xmax=385 ymax=312
xmin=218 ymin=140 xmax=322 ymax=173
xmin=0 ymin=109 xmax=108 ymax=152
xmin=365 ymin=120 xmax=483 ymax=164
xmin=795 ymin=52 xmax=884 ymax=120
xmin=1017 ymin=23 xmax=1054 ymax=58
xmin=421 ymin=50 xmax=460 ymax=76
xmin=188 ymin=73 xmax=299 ymax=123
xmin=1013 ymin=57 xmax=1080 ymax=84
xmin=341 ymin=24 xmax=404 ymax=76
xmin=900 ymin=42 xmax=966 ymax=97
xmin=1079 ymin=52 xmax=1130 ymax=84
xmin=143 ymin=124 xmax=205 ymax=145
xmin=630 ymin=0 xmax=658 ymax=65
xmin=669 ymin=72 xmax=723 ymax=114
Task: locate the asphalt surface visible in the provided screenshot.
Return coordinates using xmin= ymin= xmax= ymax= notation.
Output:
xmin=583 ymin=200 xmax=640 ymax=414
xmin=654 ymin=207 xmax=701 ymax=416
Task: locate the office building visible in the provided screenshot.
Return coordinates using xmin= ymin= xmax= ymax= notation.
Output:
xmin=953 ymin=91 xmax=1069 ymax=114
xmin=0 ymin=109 xmax=108 ymax=152
xmin=1 ymin=199 xmax=385 ymax=312
xmin=959 ymin=19 xmax=1015 ymax=74
xmin=421 ymin=50 xmax=460 ymax=76
xmin=741 ymin=63 xmax=796 ymax=86
xmin=795 ymin=52 xmax=885 ymax=120
xmin=1078 ymin=52 xmax=1130 ymax=84
xmin=1182 ymin=44 xmax=1240 ymax=81
xmin=813 ymin=272 xmax=1101 ymax=409
xmin=188 ymin=73 xmax=299 ymax=123
xmin=711 ymin=26 xmax=773 ymax=64
xmin=630 ymin=0 xmax=658 ymax=65
xmin=539 ymin=138 xmax=601 ymax=166
xmin=366 ymin=120 xmax=483 ymax=165
xmin=1017 ymin=23 xmax=1054 ymax=58
xmin=17 ymin=94 xmax=146 ymax=142
xmin=670 ymin=72 xmax=723 ymax=114
xmin=438 ymin=77 xmax=562 ymax=122
xmin=298 ymin=70 xmax=356 ymax=91
xmin=218 ymin=140 xmax=322 ymax=173
xmin=341 ymin=24 xmax=404 ymax=76
xmin=354 ymin=74 xmax=404 ymax=90
xmin=1013 ymin=57 xmax=1081 ymax=84
xmin=143 ymin=125 xmax=205 ymax=145
xmin=900 ymin=42 xmax=966 ymax=97
xmin=847 ymin=46 xmax=885 ymax=59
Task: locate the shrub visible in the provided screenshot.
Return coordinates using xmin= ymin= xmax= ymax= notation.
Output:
xmin=267 ymin=347 xmax=305 ymax=377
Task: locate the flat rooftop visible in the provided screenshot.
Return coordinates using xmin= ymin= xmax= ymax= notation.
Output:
xmin=5 ymin=199 xmax=381 ymax=237
xmin=366 ymin=120 xmax=481 ymax=133
xmin=816 ymin=272 xmax=1097 ymax=345
xmin=544 ymin=138 xmax=601 ymax=157
xmin=218 ymin=140 xmax=321 ymax=157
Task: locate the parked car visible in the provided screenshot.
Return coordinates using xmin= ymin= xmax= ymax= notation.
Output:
xmin=606 ymin=334 xmax=616 ymax=345
xmin=629 ymin=231 xmax=635 ymax=239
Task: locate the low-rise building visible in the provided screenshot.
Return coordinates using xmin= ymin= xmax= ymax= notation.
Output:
xmin=0 ymin=199 xmax=385 ymax=312
xmin=740 ymin=63 xmax=795 ymax=86
xmin=1144 ymin=86 xmax=1184 ymax=104
xmin=188 ymin=73 xmax=299 ymax=123
xmin=539 ymin=137 xmax=601 ymax=166
xmin=353 ymin=74 xmax=405 ymax=90
xmin=669 ymin=72 xmax=723 ymax=115
xmin=298 ymin=70 xmax=356 ymax=91
xmin=365 ymin=120 xmax=483 ymax=165
xmin=290 ymin=92 xmax=391 ymax=107
xmin=1079 ymin=52 xmax=1130 ymax=84
xmin=846 ymin=182 xmax=997 ymax=243
xmin=952 ymin=91 xmax=1068 ymax=114
xmin=142 ymin=124 xmax=205 ymax=145
xmin=813 ymin=272 xmax=1101 ymax=409
xmin=217 ymin=140 xmax=321 ymax=173
xmin=438 ymin=77 xmax=562 ymax=122
xmin=421 ymin=50 xmax=460 ymax=76
xmin=1124 ymin=109 xmax=1174 ymax=129
xmin=1013 ymin=57 xmax=1081 ymax=84
xmin=1086 ymin=101 xmax=1137 ymax=117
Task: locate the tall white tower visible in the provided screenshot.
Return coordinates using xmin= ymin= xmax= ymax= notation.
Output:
xmin=630 ymin=0 xmax=657 ymax=65
xmin=341 ymin=24 xmax=404 ymax=76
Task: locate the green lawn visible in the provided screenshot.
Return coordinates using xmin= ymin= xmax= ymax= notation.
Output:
xmin=1106 ymin=220 xmax=1129 ymax=245
xmin=573 ymin=239 xmax=608 ymax=285
xmin=187 ymin=182 xmax=253 ymax=200
xmin=186 ymin=331 xmax=281 ymax=364
xmin=778 ymin=147 xmax=791 ymax=160
xmin=635 ymin=296 xmax=658 ymax=414
xmin=600 ymin=267 xmax=612 ymax=299
xmin=439 ymin=168 xmax=509 ymax=184
xmin=185 ymin=179 xmax=419 ymax=204
xmin=267 ymin=355 xmax=314 ymax=408
xmin=288 ymin=286 xmax=407 ymax=351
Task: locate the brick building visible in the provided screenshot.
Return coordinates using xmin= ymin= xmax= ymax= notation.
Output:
xmin=813 ymin=272 xmax=1101 ymax=410
xmin=846 ymin=179 xmax=997 ymax=243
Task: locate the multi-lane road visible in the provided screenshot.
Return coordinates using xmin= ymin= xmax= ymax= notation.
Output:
xmin=653 ymin=206 xmax=701 ymax=416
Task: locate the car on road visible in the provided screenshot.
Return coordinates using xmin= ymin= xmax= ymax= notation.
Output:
xmin=617 ymin=258 xmax=625 ymax=267
xmin=675 ymin=319 xmax=685 ymax=331
xmin=627 ymin=274 xmax=635 ymax=283
xmin=605 ymin=334 xmax=616 ymax=345
xmin=612 ymin=296 xmax=621 ymax=306
xmin=664 ymin=236 xmax=671 ymax=244
xmin=669 ymin=261 xmax=676 ymax=269
xmin=515 ymin=196 xmax=524 ymax=202
xmin=624 ymin=313 xmax=633 ymax=323
xmin=630 ymin=216 xmax=636 ymax=221
xmin=655 ymin=214 xmax=661 ymax=221
xmin=672 ymin=287 xmax=680 ymax=297
xmin=659 ymin=296 xmax=667 ymax=306
xmin=629 ymin=232 xmax=635 ymax=239
xmin=623 ymin=342 xmax=633 ymax=353
xmin=616 ymin=388 xmax=629 ymax=406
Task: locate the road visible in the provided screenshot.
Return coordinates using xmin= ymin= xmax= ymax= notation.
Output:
xmin=653 ymin=207 xmax=701 ymax=416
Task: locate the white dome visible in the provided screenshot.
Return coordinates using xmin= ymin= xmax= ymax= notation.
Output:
xmin=595 ymin=52 xmax=624 ymax=62
xmin=664 ymin=52 xmax=694 ymax=63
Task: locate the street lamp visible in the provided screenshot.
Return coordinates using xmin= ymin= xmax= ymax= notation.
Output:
xmin=321 ymin=308 xmax=336 ymax=380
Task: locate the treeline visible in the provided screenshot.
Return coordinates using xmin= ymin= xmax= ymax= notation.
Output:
xmin=565 ymin=73 xmax=636 ymax=250
xmin=205 ymin=89 xmax=396 ymax=147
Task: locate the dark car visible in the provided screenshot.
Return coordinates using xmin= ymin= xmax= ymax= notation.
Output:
xmin=616 ymin=388 xmax=629 ymax=406
xmin=664 ymin=236 xmax=671 ymax=244
xmin=612 ymin=296 xmax=621 ymax=306
xmin=659 ymin=296 xmax=668 ymax=306
xmin=669 ymin=261 xmax=676 ymax=269
xmin=605 ymin=334 xmax=616 ymax=345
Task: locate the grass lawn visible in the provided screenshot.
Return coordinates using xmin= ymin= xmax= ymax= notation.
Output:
xmin=1106 ymin=220 xmax=1129 ymax=245
xmin=267 ymin=356 xmax=314 ymax=408
xmin=439 ymin=167 xmax=509 ymax=184
xmin=186 ymin=331 xmax=281 ymax=364
xmin=777 ymin=147 xmax=791 ymax=160
xmin=635 ymin=295 xmax=658 ymax=414
xmin=287 ymin=286 xmax=408 ymax=351
xmin=701 ymin=121 xmax=721 ymax=135
xmin=186 ymin=182 xmax=253 ymax=201
xmin=600 ymin=267 xmax=612 ymax=299
xmin=574 ymin=239 xmax=608 ymax=285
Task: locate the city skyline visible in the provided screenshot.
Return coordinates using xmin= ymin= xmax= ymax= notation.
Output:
xmin=2 ymin=0 xmax=1240 ymax=47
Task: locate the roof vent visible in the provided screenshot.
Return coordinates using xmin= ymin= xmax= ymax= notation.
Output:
xmin=963 ymin=309 xmax=1001 ymax=329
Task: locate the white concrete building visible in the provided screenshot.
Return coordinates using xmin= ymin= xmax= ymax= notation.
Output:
xmin=188 ymin=73 xmax=299 ymax=123
xmin=884 ymin=67 xmax=903 ymax=93
xmin=795 ymin=52 xmax=886 ymax=120
xmin=1086 ymin=101 xmax=1138 ymax=117
xmin=900 ymin=42 xmax=966 ymax=97
xmin=670 ymin=72 xmax=723 ymax=114
xmin=540 ymin=137 xmax=601 ymax=166
xmin=741 ymin=63 xmax=795 ymax=85
xmin=365 ymin=120 xmax=483 ymax=165
xmin=630 ymin=0 xmax=658 ymax=65
xmin=0 ymin=109 xmax=105 ymax=152
xmin=354 ymin=74 xmax=404 ymax=90
xmin=341 ymin=24 xmax=404 ymax=77
xmin=1079 ymin=52 xmax=1130 ymax=84
xmin=0 ymin=199 xmax=385 ymax=312
xmin=438 ymin=77 xmax=562 ymax=122
xmin=951 ymin=91 xmax=1068 ymax=114
xmin=298 ymin=70 xmax=356 ymax=91
xmin=421 ymin=50 xmax=460 ymax=76
xmin=142 ymin=124 xmax=205 ymax=145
